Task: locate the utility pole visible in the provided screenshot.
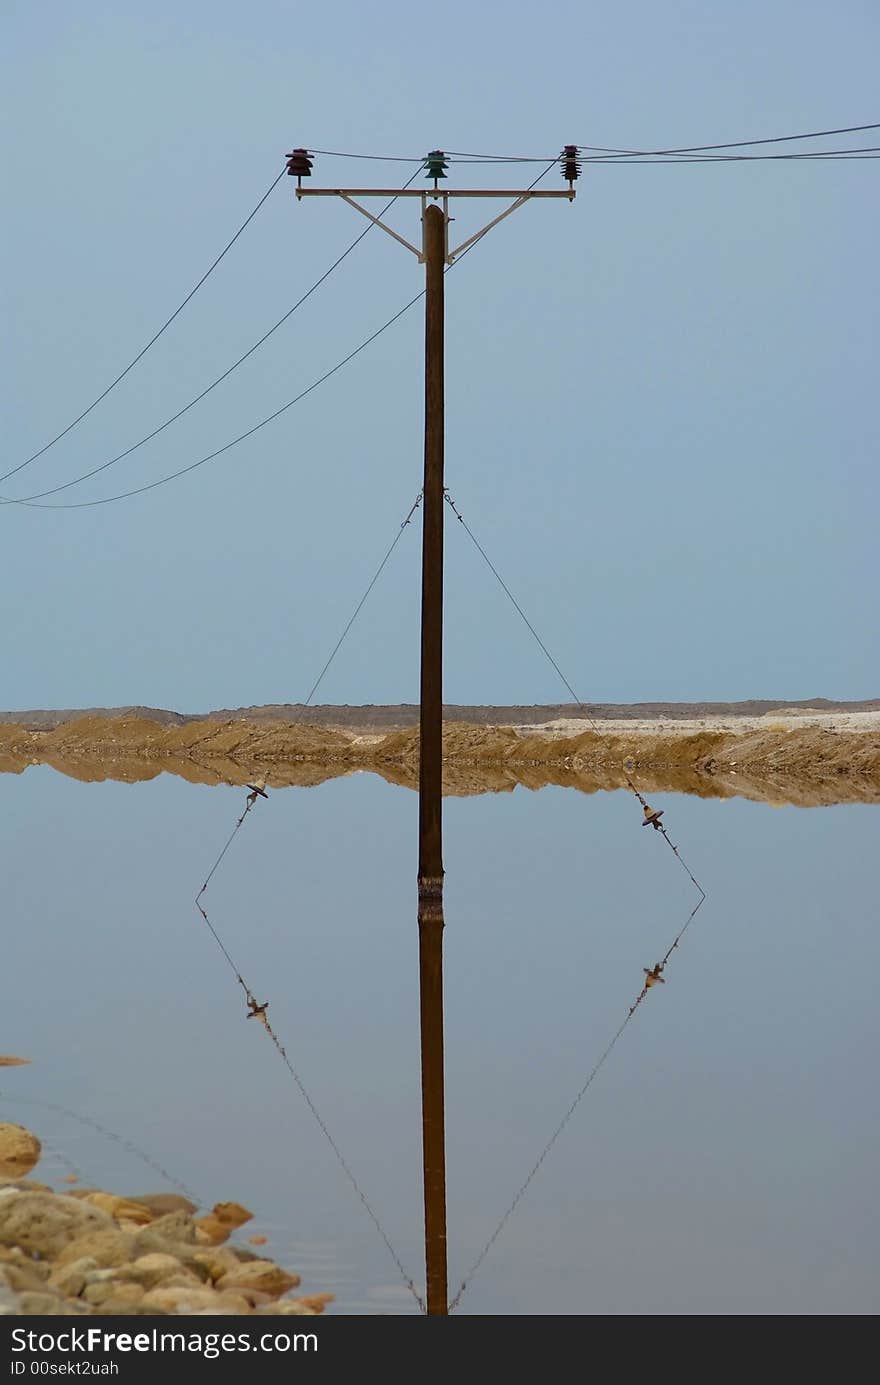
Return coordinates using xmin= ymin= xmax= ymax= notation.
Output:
xmin=417 ymin=200 xmax=447 ymax=1314
xmin=291 ymin=145 xmax=578 ymax=1315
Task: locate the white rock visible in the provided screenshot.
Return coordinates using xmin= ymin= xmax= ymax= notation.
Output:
xmin=0 ymin=1191 xmax=113 ymax=1258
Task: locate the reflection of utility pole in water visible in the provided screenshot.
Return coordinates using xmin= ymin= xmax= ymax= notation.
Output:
xmin=293 ymin=147 xmax=577 ymax=1314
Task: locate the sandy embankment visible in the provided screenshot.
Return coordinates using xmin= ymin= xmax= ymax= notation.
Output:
xmin=0 ymin=707 xmax=878 ymax=807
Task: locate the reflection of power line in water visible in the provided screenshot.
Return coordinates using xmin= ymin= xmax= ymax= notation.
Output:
xmin=17 ymin=1125 xmax=89 ymax=1186
xmin=0 ymin=1091 xmax=198 ymax=1203
xmin=447 ymin=888 xmax=706 ymax=1310
xmin=443 ymin=488 xmax=707 ymax=1309
xmin=193 ymin=492 xmax=425 ymax=1313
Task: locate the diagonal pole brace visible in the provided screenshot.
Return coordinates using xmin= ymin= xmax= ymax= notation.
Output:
xmin=339 ymin=194 xmax=423 ymax=258
xmin=448 ymin=194 xmax=531 ymax=261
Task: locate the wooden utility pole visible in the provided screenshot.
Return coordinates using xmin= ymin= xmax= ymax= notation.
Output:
xmin=292 ymin=147 xmax=576 ymax=1316
xmin=417 ymin=202 xmax=447 ymax=1314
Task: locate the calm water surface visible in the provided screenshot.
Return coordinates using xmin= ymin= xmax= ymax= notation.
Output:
xmin=2 ymin=767 xmax=877 ymax=1314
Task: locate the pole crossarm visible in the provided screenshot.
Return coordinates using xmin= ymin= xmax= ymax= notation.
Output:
xmin=295 ymin=188 xmax=573 ymax=198
xmin=297 ymin=187 xmax=574 ymax=264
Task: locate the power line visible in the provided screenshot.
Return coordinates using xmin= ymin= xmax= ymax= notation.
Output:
xmin=583 ymin=155 xmax=880 ymax=163
xmin=307 ymin=149 xmax=557 ymax=163
xmin=9 ymin=164 xmax=555 ymax=512
xmin=577 ymin=120 xmax=880 ymax=157
xmin=582 ymin=146 xmax=880 ymax=163
xmin=0 ymin=170 xmax=422 ymax=507
xmin=3 ymin=169 xmax=287 ymax=486
xmin=308 ymin=148 xmax=421 ymax=162
xmin=10 ymin=292 xmax=425 ymax=509
xmin=280 ymin=124 xmax=880 ymax=166
xmin=10 ymin=127 xmax=873 ymax=514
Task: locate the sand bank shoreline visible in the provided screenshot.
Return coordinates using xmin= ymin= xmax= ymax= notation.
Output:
xmin=1 ymin=706 xmax=878 ymax=807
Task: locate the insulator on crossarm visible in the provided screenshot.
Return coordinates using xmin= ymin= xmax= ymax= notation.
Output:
xmin=560 ymin=144 xmax=580 ymax=191
xmin=424 ymin=149 xmax=448 ymax=186
xmin=285 ymin=148 xmax=314 ymax=185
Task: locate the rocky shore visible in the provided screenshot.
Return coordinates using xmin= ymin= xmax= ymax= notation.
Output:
xmin=0 ymin=1122 xmax=332 ymax=1317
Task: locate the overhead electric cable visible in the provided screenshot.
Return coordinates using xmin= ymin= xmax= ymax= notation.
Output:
xmin=3 ymin=169 xmax=287 ymax=485
xmin=10 ymin=164 xmax=557 ymax=511
xmin=577 ymin=120 xmax=880 ymax=158
xmin=9 ymin=293 xmax=425 ymax=509
xmin=11 ymin=126 xmax=871 ymax=513
xmin=1 ymin=169 xmax=421 ymax=505
xmin=451 ymin=150 xmax=880 ymax=163
xmin=581 ymin=145 xmax=880 ymax=163
xmin=291 ymin=124 xmax=880 ymax=164
xmin=308 ymin=148 xmax=421 ymax=162
xmin=444 ymin=151 xmax=551 ymax=161
xmin=583 ymin=156 xmax=880 ymax=163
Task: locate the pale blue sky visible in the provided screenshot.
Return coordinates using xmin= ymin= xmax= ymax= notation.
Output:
xmin=3 ymin=0 xmax=878 ymax=711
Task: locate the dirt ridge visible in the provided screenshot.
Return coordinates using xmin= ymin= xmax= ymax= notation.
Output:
xmin=1 ymin=712 xmax=878 ymax=808
xmin=2 ymin=698 xmax=878 ymax=733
